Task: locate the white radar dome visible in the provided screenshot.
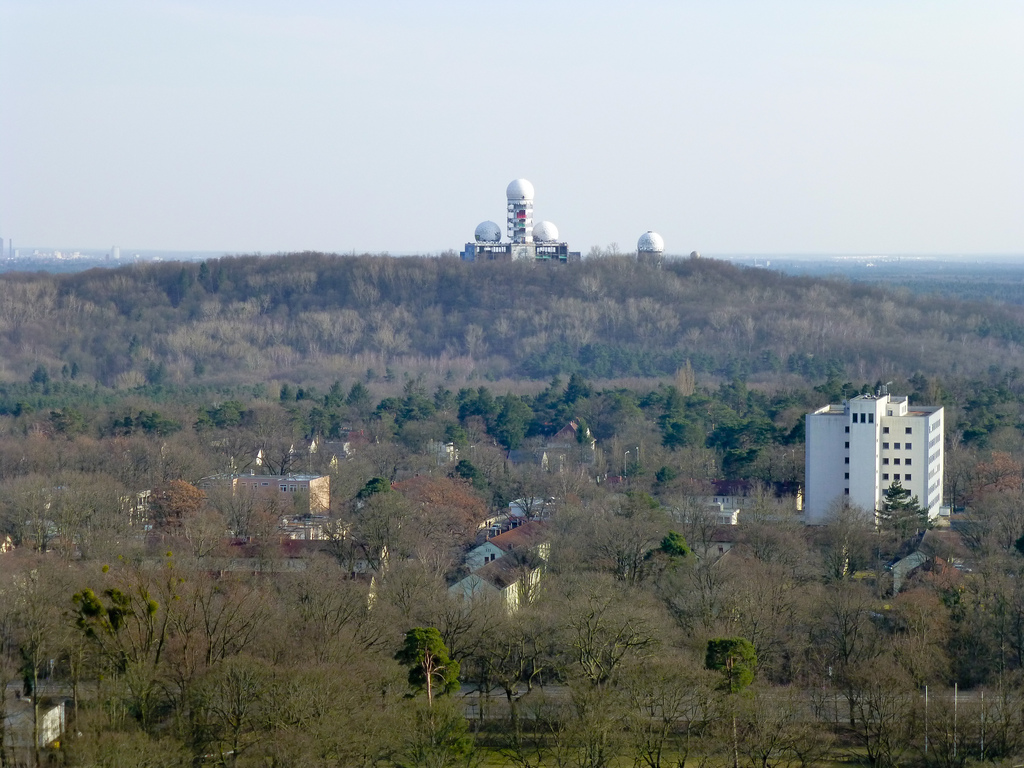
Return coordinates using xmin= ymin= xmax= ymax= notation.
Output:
xmin=506 ymin=178 xmax=535 ymax=201
xmin=533 ymin=221 xmax=559 ymax=242
xmin=637 ymin=231 xmax=665 ymax=253
xmin=474 ymin=221 xmax=502 ymax=243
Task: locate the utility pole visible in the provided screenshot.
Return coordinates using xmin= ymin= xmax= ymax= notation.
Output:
xmin=981 ymin=690 xmax=985 ymax=760
xmin=953 ymin=682 xmax=958 ymax=759
xmin=924 ymin=685 xmax=928 ymax=756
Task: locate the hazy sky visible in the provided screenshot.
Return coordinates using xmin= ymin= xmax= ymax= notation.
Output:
xmin=1 ymin=1 xmax=1022 ymax=255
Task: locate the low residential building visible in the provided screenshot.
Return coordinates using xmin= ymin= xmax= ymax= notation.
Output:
xmin=466 ymin=520 xmax=549 ymax=571
xmin=426 ymin=440 xmax=459 ymax=466
xmin=701 ymin=504 xmax=741 ymax=526
xmin=450 ymin=557 xmax=543 ymax=612
xmin=200 ymin=472 xmax=330 ymax=514
xmin=487 ymin=521 xmax=550 ymax=560
xmin=451 ymin=521 xmax=550 ymax=612
xmin=3 ymin=697 xmax=66 ymax=762
xmin=689 ymin=526 xmax=739 ymax=560
xmin=466 ymin=540 xmax=504 ymax=572
xmin=694 ymin=480 xmax=803 ymax=515
xmin=507 ymin=421 xmax=596 ymax=472
xmin=478 ymin=497 xmax=552 ymax=535
xmin=279 ymin=515 xmax=332 ymax=540
xmin=121 ymin=489 xmax=152 ymax=527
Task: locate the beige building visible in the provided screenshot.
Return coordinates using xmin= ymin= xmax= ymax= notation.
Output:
xmin=203 ymin=473 xmax=330 ymax=514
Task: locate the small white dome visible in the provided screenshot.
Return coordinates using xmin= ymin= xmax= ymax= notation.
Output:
xmin=474 ymin=221 xmax=502 ymax=243
xmin=506 ymin=178 xmax=535 ymax=201
xmin=637 ymin=231 xmax=665 ymax=253
xmin=533 ymin=221 xmax=559 ymax=242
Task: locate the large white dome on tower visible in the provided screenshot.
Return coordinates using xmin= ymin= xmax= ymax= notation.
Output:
xmin=637 ymin=231 xmax=665 ymax=253
xmin=474 ymin=221 xmax=502 ymax=243
xmin=506 ymin=178 xmax=535 ymax=201
xmin=533 ymin=221 xmax=559 ymax=243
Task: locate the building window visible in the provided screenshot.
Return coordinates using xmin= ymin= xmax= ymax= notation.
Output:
xmin=905 ymin=458 xmax=912 ymax=466
xmin=868 ymin=414 xmax=874 ymax=423
xmin=906 ymin=427 xmax=913 ymax=434
xmin=851 ymin=414 xmax=857 ymax=425
xmin=845 ymin=426 xmax=850 ymax=433
xmin=883 ymin=458 xmax=889 ymax=465
xmin=261 ymin=482 xmax=269 ymax=486
xmin=883 ymin=473 xmax=889 ymax=480
xmin=845 ymin=472 xmax=849 ymax=479
xmin=905 ymin=443 xmax=912 ymax=450
xmin=280 ymin=485 xmax=287 ymax=492
xmin=882 ymin=442 xmax=889 ymax=449
xmin=844 ymin=488 xmax=849 ymax=495
xmin=844 ymin=457 xmax=849 ymax=464
xmin=861 ymin=413 xmax=867 ymax=423
xmin=894 ymin=443 xmax=900 ymax=449
xmin=894 ymin=474 xmax=900 ymax=481
xmin=894 ymin=459 xmax=900 ymax=465
xmin=905 ymin=473 xmax=911 ymax=481
xmin=883 ymin=427 xmax=889 ymax=434
xmin=845 ymin=442 xmax=849 ymax=448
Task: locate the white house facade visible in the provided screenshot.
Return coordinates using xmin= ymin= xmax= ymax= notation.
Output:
xmin=805 ymin=393 xmax=943 ymax=525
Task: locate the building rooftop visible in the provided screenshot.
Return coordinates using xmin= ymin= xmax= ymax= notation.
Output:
xmin=474 ymin=556 xmax=526 ymax=590
xmin=815 ymin=404 xmax=846 ymax=414
xmin=487 ymin=521 xmax=547 ymax=551
xmin=222 ymin=473 xmax=327 ymax=481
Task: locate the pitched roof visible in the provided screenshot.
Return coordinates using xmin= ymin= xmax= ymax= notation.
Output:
xmin=551 ymin=421 xmax=580 ymax=442
xmin=488 ymin=521 xmax=547 ymax=552
xmin=710 ymin=525 xmax=739 ymax=543
xmin=475 ymin=556 xmax=529 ymax=590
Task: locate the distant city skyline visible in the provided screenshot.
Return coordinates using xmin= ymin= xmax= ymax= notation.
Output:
xmin=1 ymin=1 xmax=1022 ymax=256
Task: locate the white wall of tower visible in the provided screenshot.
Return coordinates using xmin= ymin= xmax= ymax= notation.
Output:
xmin=805 ymin=394 xmax=944 ymax=525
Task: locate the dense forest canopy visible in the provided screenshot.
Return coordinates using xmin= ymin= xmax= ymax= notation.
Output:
xmin=3 ymin=252 xmax=1024 ymax=390
xmin=6 ymin=254 xmax=1024 ymax=766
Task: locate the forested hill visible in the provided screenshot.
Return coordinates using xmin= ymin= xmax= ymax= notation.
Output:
xmin=0 ymin=252 xmax=1020 ymax=389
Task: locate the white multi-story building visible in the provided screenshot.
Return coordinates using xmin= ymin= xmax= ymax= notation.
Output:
xmin=805 ymin=393 xmax=943 ymax=525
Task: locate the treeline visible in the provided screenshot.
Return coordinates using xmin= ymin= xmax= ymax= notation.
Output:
xmin=7 ymin=363 xmax=1024 ymax=512
xmin=7 ymin=471 xmax=1024 ymax=767
xmin=9 ymin=253 xmax=1024 ymax=764
xmin=2 ymin=253 xmax=1024 ymax=389
xmin=4 ymin=366 xmax=1024 ymax=764
xmin=0 ymin=370 xmax=813 ymax=546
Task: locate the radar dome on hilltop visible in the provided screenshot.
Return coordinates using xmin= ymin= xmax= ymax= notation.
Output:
xmin=506 ymin=178 xmax=535 ymax=201
xmin=474 ymin=221 xmax=502 ymax=243
xmin=533 ymin=221 xmax=559 ymax=243
xmin=637 ymin=231 xmax=665 ymax=253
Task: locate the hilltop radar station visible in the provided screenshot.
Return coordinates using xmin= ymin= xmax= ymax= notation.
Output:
xmin=461 ymin=179 xmax=581 ymax=263
xmin=460 ymin=178 xmax=669 ymax=264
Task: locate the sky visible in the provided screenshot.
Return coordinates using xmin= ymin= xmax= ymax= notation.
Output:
xmin=1 ymin=1 xmax=1022 ymax=256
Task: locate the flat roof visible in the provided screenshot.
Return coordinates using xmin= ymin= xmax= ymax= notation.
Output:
xmin=232 ymin=474 xmax=326 ymax=481
xmin=812 ymin=405 xmax=846 ymax=415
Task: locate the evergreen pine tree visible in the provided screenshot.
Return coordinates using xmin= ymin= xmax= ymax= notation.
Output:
xmin=878 ymin=479 xmax=926 ymax=541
